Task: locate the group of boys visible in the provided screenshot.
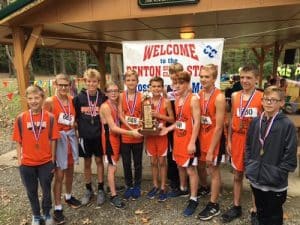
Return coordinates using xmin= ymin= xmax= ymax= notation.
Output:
xmin=13 ymin=63 xmax=297 ymax=225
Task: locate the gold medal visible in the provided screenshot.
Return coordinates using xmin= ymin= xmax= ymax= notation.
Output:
xmin=260 ymin=148 xmax=264 ymax=156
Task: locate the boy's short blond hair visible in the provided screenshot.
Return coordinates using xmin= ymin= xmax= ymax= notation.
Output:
xmin=169 ymin=63 xmax=183 ymax=74
xmin=264 ymin=85 xmax=285 ymax=100
xmin=201 ymin=64 xmax=218 ymax=79
xmin=177 ymin=71 xmax=191 ymax=83
xmin=149 ymin=76 xmax=164 ymax=86
xmin=124 ymin=69 xmax=139 ymax=80
xmin=26 ymin=85 xmax=45 ymax=98
xmin=104 ymin=81 xmax=118 ymax=92
xmin=54 ymin=73 xmax=71 ymax=85
xmin=240 ymin=64 xmax=259 ymax=78
xmin=83 ymin=69 xmax=101 ymax=81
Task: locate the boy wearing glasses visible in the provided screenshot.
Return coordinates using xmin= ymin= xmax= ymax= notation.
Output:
xmin=44 ymin=74 xmax=81 ymax=224
xmin=222 ymin=64 xmax=263 ymax=223
xmin=245 ymin=86 xmax=297 ymax=225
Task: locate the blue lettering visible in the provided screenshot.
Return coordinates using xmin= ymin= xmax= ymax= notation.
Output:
xmin=192 ymin=82 xmax=201 ymax=93
xmin=137 ymin=84 xmax=149 ymax=92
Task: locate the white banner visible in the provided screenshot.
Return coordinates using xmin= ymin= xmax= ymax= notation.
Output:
xmin=122 ymin=39 xmax=224 ymax=93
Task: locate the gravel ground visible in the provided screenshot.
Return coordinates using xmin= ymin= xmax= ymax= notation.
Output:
xmin=1 ymin=165 xmax=300 ymax=225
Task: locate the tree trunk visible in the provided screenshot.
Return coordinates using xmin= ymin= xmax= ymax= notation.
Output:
xmin=60 ymin=49 xmax=66 ymax=74
xmin=53 ymin=49 xmax=57 ymax=75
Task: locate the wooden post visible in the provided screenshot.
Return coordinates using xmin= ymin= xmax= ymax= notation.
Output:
xmin=252 ymin=47 xmax=267 ymax=88
xmin=272 ymin=42 xmax=284 ymax=77
xmin=89 ymin=44 xmax=107 ymax=89
xmin=12 ymin=26 xmax=28 ymax=110
xmin=12 ymin=25 xmax=43 ymax=111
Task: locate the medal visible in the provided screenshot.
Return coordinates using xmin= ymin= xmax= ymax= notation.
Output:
xmin=87 ymin=90 xmax=99 ymax=125
xmin=201 ymin=87 xmax=215 ymax=116
xmin=176 ymin=92 xmax=190 ymax=121
xmin=239 ymin=90 xmax=256 ymax=126
xmin=56 ymin=95 xmax=71 ymax=126
xmin=125 ymin=91 xmax=137 ymax=116
xmin=258 ymin=111 xmax=279 ymax=157
xmin=29 ymin=109 xmax=44 ymax=151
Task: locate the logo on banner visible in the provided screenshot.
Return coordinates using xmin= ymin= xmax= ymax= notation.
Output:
xmin=203 ymin=45 xmax=218 ymax=58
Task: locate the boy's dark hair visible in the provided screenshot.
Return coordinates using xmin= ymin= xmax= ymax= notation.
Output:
xmin=149 ymin=76 xmax=164 ymax=86
xmin=240 ymin=64 xmax=259 ymax=78
xmin=177 ymin=71 xmax=191 ymax=83
xmin=269 ymin=78 xmax=277 ymax=85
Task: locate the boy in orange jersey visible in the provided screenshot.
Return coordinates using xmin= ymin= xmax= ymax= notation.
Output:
xmin=145 ymin=76 xmax=175 ymax=202
xmin=100 ymin=82 xmax=142 ymax=209
xmin=197 ymin=64 xmax=226 ymax=221
xmin=13 ymin=85 xmax=60 ymax=225
xmin=44 ymin=74 xmax=81 ymax=224
xmin=165 ymin=63 xmax=183 ymax=196
xmin=118 ymin=70 xmax=144 ymax=200
xmin=222 ymin=64 xmax=263 ymax=224
xmin=162 ymin=71 xmax=200 ymax=216
xmin=73 ymin=69 xmax=107 ymax=206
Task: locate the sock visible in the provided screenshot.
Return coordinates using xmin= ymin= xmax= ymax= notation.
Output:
xmin=180 ymin=186 xmax=187 ymax=191
xmin=54 ymin=205 xmax=62 ymax=210
xmin=98 ymin=182 xmax=104 ymax=191
xmin=86 ymin=183 xmax=93 ymax=191
xmin=65 ymin=193 xmax=71 ymax=200
xmin=190 ymin=196 xmax=197 ymax=202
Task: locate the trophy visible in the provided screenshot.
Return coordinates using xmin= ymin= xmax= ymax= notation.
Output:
xmin=138 ymin=91 xmax=161 ymax=135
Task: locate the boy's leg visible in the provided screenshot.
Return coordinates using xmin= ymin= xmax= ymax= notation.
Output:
xmin=53 ymin=168 xmax=64 ymax=208
xmin=150 ymin=156 xmax=159 ymax=188
xmin=265 ymin=190 xmax=286 ymax=225
xmin=19 ymin=165 xmax=41 ymax=217
xmin=107 ymin=164 xmax=117 ymax=196
xmin=38 ymin=162 xmax=54 ymax=217
xmin=132 ymin=143 xmax=143 ymax=199
xmin=83 ymin=157 xmax=92 ymax=186
xmin=178 ymin=166 xmax=188 ymax=191
xmin=95 ymin=156 xmax=104 ymax=187
xmin=64 ymin=164 xmax=81 ymax=208
xmin=197 ymin=160 xmax=209 ymax=195
xmin=158 ymin=156 xmax=167 ymax=190
xmin=233 ymin=170 xmax=244 ymax=206
xmin=167 ymin=132 xmax=179 ymax=190
xmin=210 ymin=165 xmax=221 ymax=203
xmin=121 ymin=143 xmax=133 ymax=188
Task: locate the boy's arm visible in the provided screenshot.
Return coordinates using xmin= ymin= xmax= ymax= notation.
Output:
xmin=227 ymin=92 xmax=237 ymax=156
xmin=16 ymin=143 xmax=22 ymax=166
xmin=43 ymin=97 xmax=53 ymax=112
xmin=118 ymin=92 xmax=133 ymax=130
xmin=51 ymin=140 xmax=57 ymax=164
xmin=206 ymin=93 xmax=226 ymax=164
xmin=278 ymin=122 xmax=298 ymax=172
xmin=187 ymin=95 xmax=201 ymax=154
xmin=152 ymin=99 xmax=175 ymax=123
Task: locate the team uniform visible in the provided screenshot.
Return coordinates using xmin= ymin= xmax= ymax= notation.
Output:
xmin=231 ymin=90 xmax=263 ymax=171
xmin=198 ymin=88 xmax=223 ymax=165
xmin=101 ymin=100 xmax=121 ymax=165
xmin=120 ymin=91 xmax=143 ymax=188
xmin=12 ymin=110 xmax=60 ymax=218
xmin=145 ymin=97 xmax=168 ymax=157
xmin=51 ymin=95 xmax=78 ymax=169
xmin=73 ymin=88 xmax=107 ymax=157
xmin=173 ymin=93 xmax=198 ymax=167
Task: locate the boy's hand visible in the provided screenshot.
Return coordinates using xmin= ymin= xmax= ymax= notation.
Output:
xmin=226 ymin=141 xmax=232 ymax=156
xmin=159 ymin=126 xmax=168 ymax=136
xmin=187 ymin=142 xmax=196 ymax=154
xmin=206 ymin=152 xmax=213 ymax=166
xmin=131 ymin=129 xmax=143 ymax=138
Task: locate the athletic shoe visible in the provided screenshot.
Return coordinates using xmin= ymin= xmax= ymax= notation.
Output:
xmin=96 ymin=190 xmax=105 ymax=206
xmin=147 ymin=187 xmax=159 ymax=199
xmin=197 ymin=186 xmax=210 ymax=197
xmin=81 ymin=189 xmax=94 ymax=205
xmin=44 ymin=215 xmax=54 ymax=225
xmin=132 ymin=186 xmax=141 ymax=200
xmin=110 ymin=195 xmax=125 ymax=209
xmin=183 ymin=199 xmax=199 ymax=217
xmin=158 ymin=189 xmax=168 ymax=202
xmin=65 ymin=196 xmax=82 ymax=209
xmin=167 ymin=189 xmax=189 ymax=198
xmin=251 ymin=211 xmax=259 ymax=225
xmin=107 ymin=185 xmax=125 ymax=194
xmin=124 ymin=187 xmax=133 ymax=200
xmin=31 ymin=216 xmax=41 ymax=225
xmin=198 ymin=202 xmax=220 ymax=221
xmin=221 ymin=205 xmax=242 ymax=223
xmin=53 ymin=210 xmax=65 ymax=225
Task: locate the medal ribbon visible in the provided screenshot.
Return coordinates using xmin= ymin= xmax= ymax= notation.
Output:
xmin=259 ymin=111 xmax=279 ymax=148
xmin=239 ymin=90 xmax=256 ymax=119
xmin=125 ymin=91 xmax=137 ymax=116
xmin=151 ymin=96 xmax=163 ymax=113
xmin=56 ymin=95 xmax=70 ymax=119
xmin=29 ymin=109 xmax=44 ymax=143
xmin=202 ymin=87 xmax=215 ymax=115
xmin=87 ymin=90 xmax=99 ymax=117
xmin=176 ymin=93 xmax=190 ymax=120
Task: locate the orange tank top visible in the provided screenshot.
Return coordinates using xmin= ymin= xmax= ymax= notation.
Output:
xmin=231 ymin=90 xmax=263 ymax=133
xmin=121 ymin=91 xmax=143 ymax=143
xmin=52 ymin=95 xmax=75 ymax=131
xmin=173 ymin=93 xmax=193 ymax=157
xmin=198 ymin=88 xmax=221 ymax=153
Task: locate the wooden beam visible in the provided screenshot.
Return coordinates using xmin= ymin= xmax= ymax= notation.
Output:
xmin=12 ymin=26 xmax=29 ymax=111
xmin=252 ymin=47 xmax=266 ymax=88
xmin=272 ymin=41 xmax=284 ymax=77
xmin=89 ymin=44 xmax=107 ymax=89
xmin=23 ymin=25 xmax=43 ymax=67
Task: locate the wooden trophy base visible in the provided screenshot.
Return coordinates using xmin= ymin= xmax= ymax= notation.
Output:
xmin=138 ymin=127 xmax=161 ymax=136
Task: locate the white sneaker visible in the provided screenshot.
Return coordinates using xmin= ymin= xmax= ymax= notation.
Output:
xmin=44 ymin=215 xmax=54 ymax=225
xmin=31 ymin=216 xmax=40 ymax=225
